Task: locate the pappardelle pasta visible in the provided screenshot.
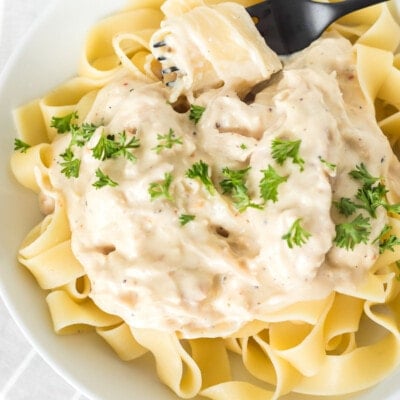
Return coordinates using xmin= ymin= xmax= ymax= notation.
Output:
xmin=10 ymin=0 xmax=400 ymax=398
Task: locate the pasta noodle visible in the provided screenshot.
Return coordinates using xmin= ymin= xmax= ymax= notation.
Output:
xmin=10 ymin=0 xmax=400 ymax=398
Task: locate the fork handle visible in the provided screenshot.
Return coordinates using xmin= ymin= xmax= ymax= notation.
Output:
xmin=330 ymin=0 xmax=388 ymax=17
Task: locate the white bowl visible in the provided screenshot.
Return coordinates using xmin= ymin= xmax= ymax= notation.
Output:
xmin=0 ymin=1 xmax=400 ymax=399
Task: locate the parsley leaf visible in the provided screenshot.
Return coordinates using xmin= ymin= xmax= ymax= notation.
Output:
xmin=179 ymin=214 xmax=195 ymax=226
xmin=186 ymin=160 xmax=215 ymax=195
xmin=349 ymin=163 xmax=379 ymax=187
xmin=92 ymin=168 xmax=118 ymax=189
xmin=319 ymin=157 xmax=336 ymax=172
xmin=59 ymin=148 xmax=81 ymax=178
xmin=189 ymin=104 xmax=205 ymax=124
xmin=112 ymin=132 xmax=140 ymax=162
xmin=92 ymin=132 xmax=140 ymax=162
xmin=282 ymin=218 xmax=311 ymax=248
xmin=259 ymin=165 xmax=288 ymax=203
xmin=380 ymin=235 xmax=400 ymax=253
xmin=334 ymin=214 xmax=371 ymax=250
xmin=220 ymin=167 xmax=263 ymax=212
xmin=271 ymin=138 xmax=305 ymax=171
xmin=148 ymin=172 xmax=174 ymax=201
xmin=355 ymin=183 xmax=387 ymax=218
xmin=152 ymin=128 xmax=183 ymax=154
xmin=373 ymin=224 xmax=400 ymax=254
xmin=384 ymin=203 xmax=400 ymax=215
xmin=334 ymin=197 xmax=358 ymax=217
xmin=70 ymin=123 xmax=97 ymax=147
xmin=51 ymin=111 xmax=78 ymax=133
xmin=372 ymin=224 xmax=392 ymax=245
xmin=14 ymin=138 xmax=31 ymax=153
xmin=346 ymin=164 xmax=400 ymax=218
xmin=92 ymin=134 xmax=119 ymax=160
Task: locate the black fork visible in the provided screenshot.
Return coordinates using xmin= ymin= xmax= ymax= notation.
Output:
xmin=247 ymin=0 xmax=388 ymax=55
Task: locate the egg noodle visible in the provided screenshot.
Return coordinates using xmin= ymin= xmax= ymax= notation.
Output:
xmin=9 ymin=0 xmax=400 ymax=398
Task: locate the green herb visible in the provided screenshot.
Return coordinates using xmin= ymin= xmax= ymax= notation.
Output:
xmin=152 ymin=128 xmax=183 ymax=153
xmin=349 ymin=163 xmax=379 ymax=187
xmin=282 ymin=218 xmax=311 ymax=248
xmin=373 ymin=224 xmax=400 ymax=254
xmin=271 ymin=138 xmax=305 ymax=171
xmin=59 ymin=148 xmax=81 ymax=178
xmin=70 ymin=123 xmax=97 ymax=147
xmin=92 ymin=168 xmax=118 ymax=189
xmin=334 ymin=197 xmax=358 ymax=217
xmin=240 ymin=143 xmax=248 ymax=150
xmin=379 ymin=234 xmax=400 ymax=254
xmin=334 ymin=214 xmax=371 ymax=250
xmin=384 ymin=203 xmax=400 ymax=214
xmin=50 ymin=111 xmax=78 ymax=133
xmin=112 ymin=132 xmax=140 ymax=162
xmin=92 ymin=132 xmax=140 ymax=162
xmin=189 ymin=104 xmax=206 ymax=124
xmin=346 ymin=164 xmax=400 ymax=218
xmin=355 ymin=183 xmax=387 ymax=218
xmin=186 ymin=160 xmax=215 ymax=195
xmin=220 ymin=167 xmax=263 ymax=212
xmin=92 ymin=134 xmax=118 ymax=160
xmin=319 ymin=157 xmax=336 ymax=172
xmin=259 ymin=165 xmax=288 ymax=203
xmin=179 ymin=214 xmax=195 ymax=226
xmin=148 ymin=172 xmax=174 ymax=201
xmin=372 ymin=224 xmax=392 ymax=244
xmin=14 ymin=138 xmax=31 ymax=153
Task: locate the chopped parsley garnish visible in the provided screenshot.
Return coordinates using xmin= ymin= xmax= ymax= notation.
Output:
xmin=349 ymin=163 xmax=379 ymax=187
xmin=91 ymin=135 xmax=117 ymax=160
xmin=112 ymin=132 xmax=140 ymax=162
xmin=259 ymin=165 xmax=288 ymax=203
xmin=152 ymin=128 xmax=183 ymax=153
xmin=186 ymin=160 xmax=215 ymax=195
xmin=334 ymin=197 xmax=358 ymax=217
xmin=384 ymin=202 xmax=400 ymax=215
xmin=240 ymin=143 xmax=248 ymax=150
xmin=59 ymin=148 xmax=81 ymax=178
xmin=148 ymin=172 xmax=174 ymax=201
xmin=92 ymin=168 xmax=118 ymax=189
xmin=379 ymin=235 xmax=400 ymax=253
xmin=220 ymin=167 xmax=262 ymax=212
xmin=373 ymin=224 xmax=400 ymax=254
xmin=70 ymin=123 xmax=97 ymax=147
xmin=92 ymin=131 xmax=140 ymax=162
xmin=334 ymin=214 xmax=371 ymax=251
xmin=319 ymin=157 xmax=336 ymax=172
xmin=372 ymin=224 xmax=392 ymax=244
xmin=179 ymin=214 xmax=195 ymax=226
xmin=282 ymin=218 xmax=311 ymax=248
xmin=336 ymin=163 xmax=400 ymax=219
xmin=50 ymin=111 xmax=78 ymax=133
xmin=189 ymin=104 xmax=206 ymax=124
xmin=332 ymin=164 xmax=400 ymax=251
xmin=355 ymin=183 xmax=387 ymax=218
xmin=14 ymin=138 xmax=31 ymax=153
xmin=271 ymin=138 xmax=305 ymax=171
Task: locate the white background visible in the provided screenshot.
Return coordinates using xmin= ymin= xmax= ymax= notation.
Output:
xmin=0 ymin=0 xmax=88 ymax=398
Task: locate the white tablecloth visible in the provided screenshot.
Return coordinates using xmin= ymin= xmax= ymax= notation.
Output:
xmin=0 ymin=1 xmax=88 ymax=398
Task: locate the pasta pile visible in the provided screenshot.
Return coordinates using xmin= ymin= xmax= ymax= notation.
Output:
xmin=10 ymin=0 xmax=400 ymax=398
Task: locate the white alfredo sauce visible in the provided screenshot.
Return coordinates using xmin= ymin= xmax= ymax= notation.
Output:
xmin=47 ymin=28 xmax=400 ymax=337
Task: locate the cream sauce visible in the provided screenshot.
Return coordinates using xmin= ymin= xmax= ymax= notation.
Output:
xmin=47 ymin=6 xmax=400 ymax=338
